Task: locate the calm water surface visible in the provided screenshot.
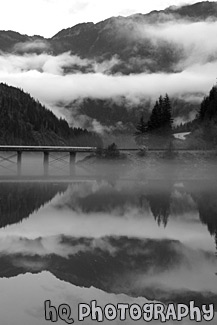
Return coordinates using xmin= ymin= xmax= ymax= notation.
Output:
xmin=0 ymin=175 xmax=216 ymax=324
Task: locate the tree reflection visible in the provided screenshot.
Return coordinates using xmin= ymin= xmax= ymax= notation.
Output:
xmin=190 ymin=182 xmax=217 ymax=249
xmin=0 ymin=182 xmax=67 ymax=228
xmin=145 ymin=182 xmax=173 ymax=227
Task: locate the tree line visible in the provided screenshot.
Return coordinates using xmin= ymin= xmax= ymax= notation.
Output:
xmin=135 ymin=94 xmax=173 ymax=145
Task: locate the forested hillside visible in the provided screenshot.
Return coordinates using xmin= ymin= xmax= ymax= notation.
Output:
xmin=0 ymin=83 xmax=102 ymax=146
xmin=199 ymin=86 xmax=217 ymax=122
xmin=171 ymin=85 xmax=217 ymax=148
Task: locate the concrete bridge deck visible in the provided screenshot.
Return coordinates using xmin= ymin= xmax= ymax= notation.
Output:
xmin=0 ymin=145 xmax=214 ymax=152
xmin=0 ymin=146 xmax=97 ymax=152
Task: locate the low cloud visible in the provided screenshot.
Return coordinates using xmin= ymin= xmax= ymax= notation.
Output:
xmin=0 ymin=57 xmax=215 ymax=131
xmin=0 ymin=18 xmax=217 ymax=129
xmin=0 ymin=233 xmax=217 ymax=305
xmin=0 ymin=52 xmax=91 ymax=75
xmin=0 ymin=52 xmax=121 ymax=76
xmin=13 ymin=40 xmax=51 ymax=53
xmin=133 ymin=242 xmax=217 ymax=304
xmin=0 ymin=63 xmax=214 ymax=104
xmin=0 ymin=235 xmax=88 ymax=258
xmin=0 ymin=235 xmax=117 ymax=258
xmin=129 ymin=19 xmax=217 ymax=71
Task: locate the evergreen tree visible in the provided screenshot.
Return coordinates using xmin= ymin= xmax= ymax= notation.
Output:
xmin=147 ymin=94 xmax=173 ymax=135
xmin=199 ymin=86 xmax=217 ymax=121
xmin=162 ymin=94 xmax=173 ymax=133
xmin=135 ymin=116 xmax=147 ymax=135
xmin=148 ymin=101 xmax=162 ymax=131
xmin=134 ymin=94 xmax=173 ymax=146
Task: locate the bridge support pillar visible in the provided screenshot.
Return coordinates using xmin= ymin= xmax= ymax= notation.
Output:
xmin=17 ymin=151 xmax=22 ymax=176
xmin=69 ymin=152 xmax=76 ymax=176
xmin=44 ymin=152 xmax=49 ymax=176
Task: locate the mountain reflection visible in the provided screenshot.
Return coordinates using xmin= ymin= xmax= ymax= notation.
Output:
xmin=0 ymin=180 xmax=217 ymax=310
xmin=0 ymin=235 xmax=216 ymax=309
xmin=0 ymin=182 xmax=67 ymax=228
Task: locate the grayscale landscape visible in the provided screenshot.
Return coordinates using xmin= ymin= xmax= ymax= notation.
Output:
xmin=0 ymin=0 xmax=217 ymax=324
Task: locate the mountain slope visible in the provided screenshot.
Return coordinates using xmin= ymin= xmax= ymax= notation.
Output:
xmin=0 ymin=31 xmax=47 ymax=53
xmin=50 ymin=1 xmax=217 ymax=58
xmin=164 ymin=1 xmax=217 ymax=19
xmin=0 ymin=2 xmax=216 ymax=73
xmin=0 ymin=83 xmax=102 ymax=146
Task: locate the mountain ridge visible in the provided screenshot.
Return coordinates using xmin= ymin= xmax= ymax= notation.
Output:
xmin=0 ymin=1 xmax=217 ymax=52
xmin=0 ymin=1 xmax=216 ymax=75
xmin=13 ymin=1 xmax=217 ymax=39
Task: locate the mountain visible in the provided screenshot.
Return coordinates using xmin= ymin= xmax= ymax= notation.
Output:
xmin=67 ymin=96 xmax=198 ymax=134
xmin=0 ymin=83 xmax=102 ymax=146
xmin=0 ymin=31 xmax=47 ymax=53
xmin=49 ymin=1 xmax=217 ymax=71
xmin=0 ymin=2 xmax=217 ymax=73
xmin=0 ymin=1 xmax=216 ymax=137
xmin=163 ymin=1 xmax=217 ymax=19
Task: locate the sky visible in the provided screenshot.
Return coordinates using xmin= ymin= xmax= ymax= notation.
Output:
xmin=0 ymin=0 xmax=204 ymax=37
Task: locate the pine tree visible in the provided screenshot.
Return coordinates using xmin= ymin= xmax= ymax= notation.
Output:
xmin=162 ymin=94 xmax=173 ymax=134
xmin=134 ymin=116 xmax=149 ymax=145
xmin=147 ymin=94 xmax=173 ymax=135
xmin=134 ymin=94 xmax=173 ymax=146
xmin=135 ymin=116 xmax=148 ymax=135
xmin=148 ymin=101 xmax=161 ymax=132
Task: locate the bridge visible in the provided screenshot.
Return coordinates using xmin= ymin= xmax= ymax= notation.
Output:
xmin=0 ymin=145 xmax=214 ymax=177
xmin=0 ymin=146 xmax=97 ymax=176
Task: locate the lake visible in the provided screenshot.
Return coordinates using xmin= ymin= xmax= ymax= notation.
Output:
xmin=0 ymin=166 xmax=216 ymax=324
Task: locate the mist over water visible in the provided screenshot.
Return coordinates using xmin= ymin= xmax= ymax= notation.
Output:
xmin=0 ymin=161 xmax=216 ymax=324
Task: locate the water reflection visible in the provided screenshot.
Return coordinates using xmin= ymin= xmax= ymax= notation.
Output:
xmin=0 ymin=179 xmax=216 ymax=319
xmin=0 ymin=182 xmax=67 ymax=228
xmin=190 ymin=183 xmax=217 ymax=249
xmin=144 ymin=182 xmax=173 ymax=227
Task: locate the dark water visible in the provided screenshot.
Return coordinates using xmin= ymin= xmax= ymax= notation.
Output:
xmin=0 ymin=177 xmax=216 ymax=324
